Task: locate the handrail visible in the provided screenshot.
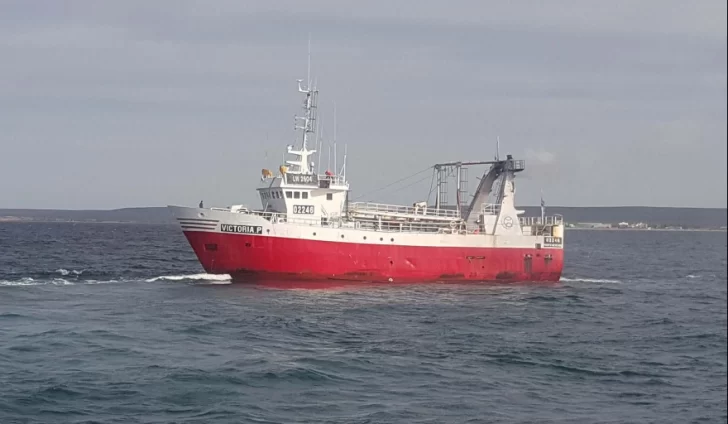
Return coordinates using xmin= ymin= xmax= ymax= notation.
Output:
xmin=317 ymin=174 xmax=347 ymax=185
xmin=206 ymin=205 xmax=566 ymax=233
xmin=348 ymin=202 xmax=461 ymax=219
xmin=213 ymin=207 xmax=564 ymax=235
xmin=481 ymin=203 xmax=501 ymax=215
xmin=506 ymin=160 xmax=526 ymax=171
xmin=519 ymin=215 xmax=564 ymax=226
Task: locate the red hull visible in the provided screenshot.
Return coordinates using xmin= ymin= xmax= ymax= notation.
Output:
xmin=182 ymin=231 xmax=563 ymax=284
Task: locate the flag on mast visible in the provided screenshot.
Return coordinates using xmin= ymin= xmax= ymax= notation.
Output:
xmin=540 ymin=190 xmax=546 ymax=223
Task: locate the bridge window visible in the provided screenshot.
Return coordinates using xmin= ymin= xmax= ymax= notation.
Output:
xmin=286 ymin=191 xmax=292 ymax=199
xmin=326 ymin=193 xmax=333 ymax=200
xmin=302 ymin=192 xmax=308 ymax=199
xmin=294 ymin=191 xmax=300 ymax=199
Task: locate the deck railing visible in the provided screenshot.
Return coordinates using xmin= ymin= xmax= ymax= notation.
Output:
xmin=317 ymin=174 xmax=347 ymax=185
xmin=505 ymin=159 xmax=526 ymax=171
xmin=519 ymin=214 xmax=564 ymax=227
xmin=217 ymin=208 xmax=564 ymax=236
xmin=348 ymin=202 xmax=461 ymax=219
xmin=481 ymin=203 xmax=501 ymax=215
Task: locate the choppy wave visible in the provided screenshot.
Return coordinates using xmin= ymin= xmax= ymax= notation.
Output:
xmin=4 ymin=273 xmax=625 ymax=287
xmin=1 ymin=273 xmax=231 ymax=287
xmin=55 ymin=268 xmax=84 ymax=276
xmin=0 ymin=277 xmax=121 ymax=287
xmin=0 ymin=277 xmax=75 ymax=287
xmin=560 ymin=277 xmax=623 ymax=284
xmin=1 ymin=223 xmax=726 ymax=423
xmin=145 ymin=273 xmax=232 ymax=283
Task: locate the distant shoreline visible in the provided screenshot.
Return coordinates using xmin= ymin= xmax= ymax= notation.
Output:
xmin=567 ymin=227 xmax=726 ymax=233
xmin=0 ymin=219 xmax=725 ymax=232
xmin=0 ymin=219 xmax=173 ymax=225
xmin=1 ymin=205 xmax=725 ymax=230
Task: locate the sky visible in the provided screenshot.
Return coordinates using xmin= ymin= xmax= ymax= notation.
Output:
xmin=1 ymin=0 xmax=726 ymax=209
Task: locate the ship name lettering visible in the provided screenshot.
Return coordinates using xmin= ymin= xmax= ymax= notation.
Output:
xmin=220 ymin=224 xmax=263 ymax=234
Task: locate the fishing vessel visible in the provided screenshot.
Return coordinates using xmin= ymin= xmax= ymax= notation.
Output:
xmin=168 ymin=73 xmax=564 ymax=284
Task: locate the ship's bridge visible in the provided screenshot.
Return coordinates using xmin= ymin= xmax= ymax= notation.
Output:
xmin=254 ymin=72 xmax=352 ymax=221
xmin=258 ymin=166 xmax=349 ymax=220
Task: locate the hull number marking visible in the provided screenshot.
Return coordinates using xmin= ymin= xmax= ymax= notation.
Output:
xmin=544 ymin=236 xmax=563 ymax=246
xmin=293 ymin=205 xmax=315 ymax=214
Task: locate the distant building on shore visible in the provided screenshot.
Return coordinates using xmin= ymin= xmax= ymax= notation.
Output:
xmin=572 ymin=222 xmax=612 ymax=229
xmin=617 ymin=221 xmax=651 ymax=229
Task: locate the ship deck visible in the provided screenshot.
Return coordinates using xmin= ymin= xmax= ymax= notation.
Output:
xmin=211 ymin=202 xmax=563 ymax=236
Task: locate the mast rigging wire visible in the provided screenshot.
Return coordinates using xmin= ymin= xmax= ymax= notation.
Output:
xmin=352 ymin=165 xmax=433 ymax=201
xmin=376 ymin=174 xmax=433 ymax=198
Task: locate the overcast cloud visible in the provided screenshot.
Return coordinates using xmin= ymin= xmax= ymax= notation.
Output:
xmin=1 ymin=0 xmax=726 ymax=209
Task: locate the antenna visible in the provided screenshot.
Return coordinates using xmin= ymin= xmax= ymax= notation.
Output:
xmin=317 ymin=116 xmax=323 ymax=175
xmin=334 ymin=102 xmax=337 ymax=176
xmin=288 ymin=38 xmax=318 ymax=174
xmin=341 ymin=143 xmax=348 ymax=179
xmin=307 ymin=34 xmax=312 ymax=90
xmin=496 ymin=136 xmax=500 ymax=161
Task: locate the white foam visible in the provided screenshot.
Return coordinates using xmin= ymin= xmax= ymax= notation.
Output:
xmin=81 ymin=279 xmax=118 ymax=285
xmin=560 ymin=277 xmax=622 ymax=284
xmin=0 ymin=278 xmax=74 ymax=287
xmin=145 ymin=273 xmax=232 ymax=283
xmin=55 ymin=269 xmax=84 ymax=276
xmin=1 ymin=273 xmax=233 ymax=287
xmin=0 ymin=277 xmax=37 ymax=286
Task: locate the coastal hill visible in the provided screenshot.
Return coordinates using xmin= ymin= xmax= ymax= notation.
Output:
xmin=0 ymin=207 xmax=173 ymax=224
xmin=518 ymin=206 xmax=726 ymax=229
xmin=1 ymin=206 xmax=725 ymax=229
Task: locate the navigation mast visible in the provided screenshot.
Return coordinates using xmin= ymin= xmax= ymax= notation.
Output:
xmin=288 ymin=41 xmax=318 ymax=175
